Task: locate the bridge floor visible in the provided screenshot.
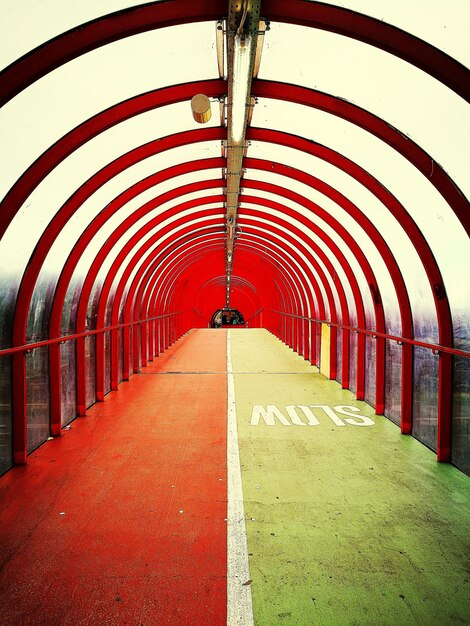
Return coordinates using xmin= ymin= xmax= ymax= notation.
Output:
xmin=0 ymin=329 xmax=468 ymax=625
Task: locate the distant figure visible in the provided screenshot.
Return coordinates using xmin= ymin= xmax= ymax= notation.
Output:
xmin=210 ymin=308 xmax=245 ymax=328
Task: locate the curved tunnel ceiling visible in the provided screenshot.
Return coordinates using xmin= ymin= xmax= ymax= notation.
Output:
xmin=0 ymin=0 xmax=469 ymax=472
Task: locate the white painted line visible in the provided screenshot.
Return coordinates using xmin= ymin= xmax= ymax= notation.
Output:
xmin=227 ymin=330 xmax=254 ymax=626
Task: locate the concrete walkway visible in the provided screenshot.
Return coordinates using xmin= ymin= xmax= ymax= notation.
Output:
xmin=0 ymin=328 xmax=468 ymax=625
xmin=0 ymin=330 xmax=228 ymax=625
xmin=232 ymin=329 xmax=470 ymax=625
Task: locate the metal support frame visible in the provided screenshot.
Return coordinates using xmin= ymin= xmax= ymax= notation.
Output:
xmin=2 ymin=1 xmax=467 ymax=469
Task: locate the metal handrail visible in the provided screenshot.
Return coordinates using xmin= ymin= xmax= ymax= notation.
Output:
xmin=0 ymin=310 xmax=188 ymax=357
xmin=268 ymin=309 xmax=470 ymax=359
xmin=244 ymin=307 xmax=263 ymax=323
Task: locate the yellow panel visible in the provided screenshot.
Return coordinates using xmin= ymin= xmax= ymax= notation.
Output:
xmin=320 ymin=322 xmax=330 ymax=377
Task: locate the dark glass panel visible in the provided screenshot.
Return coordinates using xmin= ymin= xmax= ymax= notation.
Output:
xmin=26 ymin=347 xmax=50 ymax=453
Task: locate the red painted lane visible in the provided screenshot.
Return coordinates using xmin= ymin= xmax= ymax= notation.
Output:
xmin=0 ymin=329 xmax=228 ymax=625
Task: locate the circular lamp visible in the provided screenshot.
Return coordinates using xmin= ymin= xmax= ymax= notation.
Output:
xmin=191 ymin=94 xmax=212 ymax=124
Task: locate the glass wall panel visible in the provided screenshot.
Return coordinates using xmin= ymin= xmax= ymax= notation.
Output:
xmin=452 ymin=318 xmax=470 ymax=475
xmin=135 ymin=326 xmax=142 ymax=371
xmin=151 ymin=321 xmax=157 ymax=359
xmin=86 ymin=280 xmax=103 ymax=332
xmin=104 ymin=331 xmax=111 ymax=395
xmin=364 ymin=335 xmax=376 ymax=407
xmin=61 ymin=277 xmax=82 ymax=336
xmin=452 ymin=355 xmax=470 ymax=475
xmin=384 ymin=340 xmax=402 ymax=427
xmin=336 ymin=329 xmax=343 ymax=384
xmin=26 ymin=274 xmax=57 ymax=342
xmin=118 ymin=293 xmax=127 ymax=325
xmin=26 ymin=348 xmax=50 ymax=453
xmin=60 ymin=341 xmax=77 ymax=426
xmin=412 ymin=346 xmax=438 ymax=452
xmin=118 ymin=328 xmax=124 ymax=384
xmin=0 ymin=356 xmax=12 ymax=475
xmin=85 ymin=336 xmax=96 ymax=409
xmin=105 ymin=290 xmax=116 ymax=328
xmin=0 ymin=279 xmax=17 ymax=349
xmin=349 ymin=332 xmax=357 ymax=395
xmin=129 ymin=325 xmax=134 ymax=377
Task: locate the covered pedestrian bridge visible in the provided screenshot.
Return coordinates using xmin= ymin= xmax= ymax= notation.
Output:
xmin=0 ymin=1 xmax=469 ymax=624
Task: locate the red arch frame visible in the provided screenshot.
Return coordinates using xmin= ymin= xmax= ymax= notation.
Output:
xmin=3 ymin=0 xmax=466 ymax=463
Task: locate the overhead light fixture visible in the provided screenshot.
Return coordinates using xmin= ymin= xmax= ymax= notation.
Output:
xmin=191 ymin=93 xmax=212 ymax=124
xmin=216 ymin=20 xmax=225 ymax=79
xmin=253 ymin=19 xmax=268 ymax=78
xmin=230 ymin=34 xmax=252 ymax=144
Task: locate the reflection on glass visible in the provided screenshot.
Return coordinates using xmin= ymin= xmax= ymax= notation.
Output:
xmin=349 ymin=331 xmax=357 ymax=395
xmin=60 ymin=341 xmax=77 ymax=426
xmin=452 ymin=355 xmax=470 ymax=475
xmin=0 ymin=356 xmax=12 ymax=474
xmin=118 ymin=328 xmax=124 ymax=383
xmin=412 ymin=346 xmax=438 ymax=452
xmin=86 ymin=336 xmax=96 ymax=409
xmin=384 ymin=340 xmax=402 ymax=426
xmin=104 ymin=331 xmax=111 ymax=395
xmin=364 ymin=335 xmax=377 ymax=407
xmin=26 ymin=348 xmax=50 ymax=453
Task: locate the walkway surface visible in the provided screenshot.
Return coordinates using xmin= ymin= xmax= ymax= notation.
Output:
xmin=0 ymin=329 xmax=469 ymax=625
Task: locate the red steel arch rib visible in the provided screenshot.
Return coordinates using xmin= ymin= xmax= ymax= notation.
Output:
xmin=3 ymin=3 xmax=465 ymax=463
xmin=24 ymin=155 xmax=392 ymax=430
xmin=1 ymin=0 xmax=468 ymax=106
xmin=0 ymin=80 xmax=226 ymax=240
xmin=246 ymin=127 xmax=455 ymax=460
xmin=240 ymin=203 xmax=381 ymax=398
xmin=75 ymin=207 xmax=225 ymax=414
xmin=103 ymin=215 xmax=323 ymax=380
xmin=242 ymin=174 xmax=413 ymax=422
xmin=100 ymin=227 xmax=226 ymax=390
xmin=251 ymin=81 xmax=469 ymax=237
xmin=133 ymin=206 xmax=355 ymax=381
xmin=148 ymin=232 xmax=316 ymax=358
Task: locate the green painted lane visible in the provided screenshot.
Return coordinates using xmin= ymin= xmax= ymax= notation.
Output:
xmin=231 ymin=329 xmax=470 ymax=626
